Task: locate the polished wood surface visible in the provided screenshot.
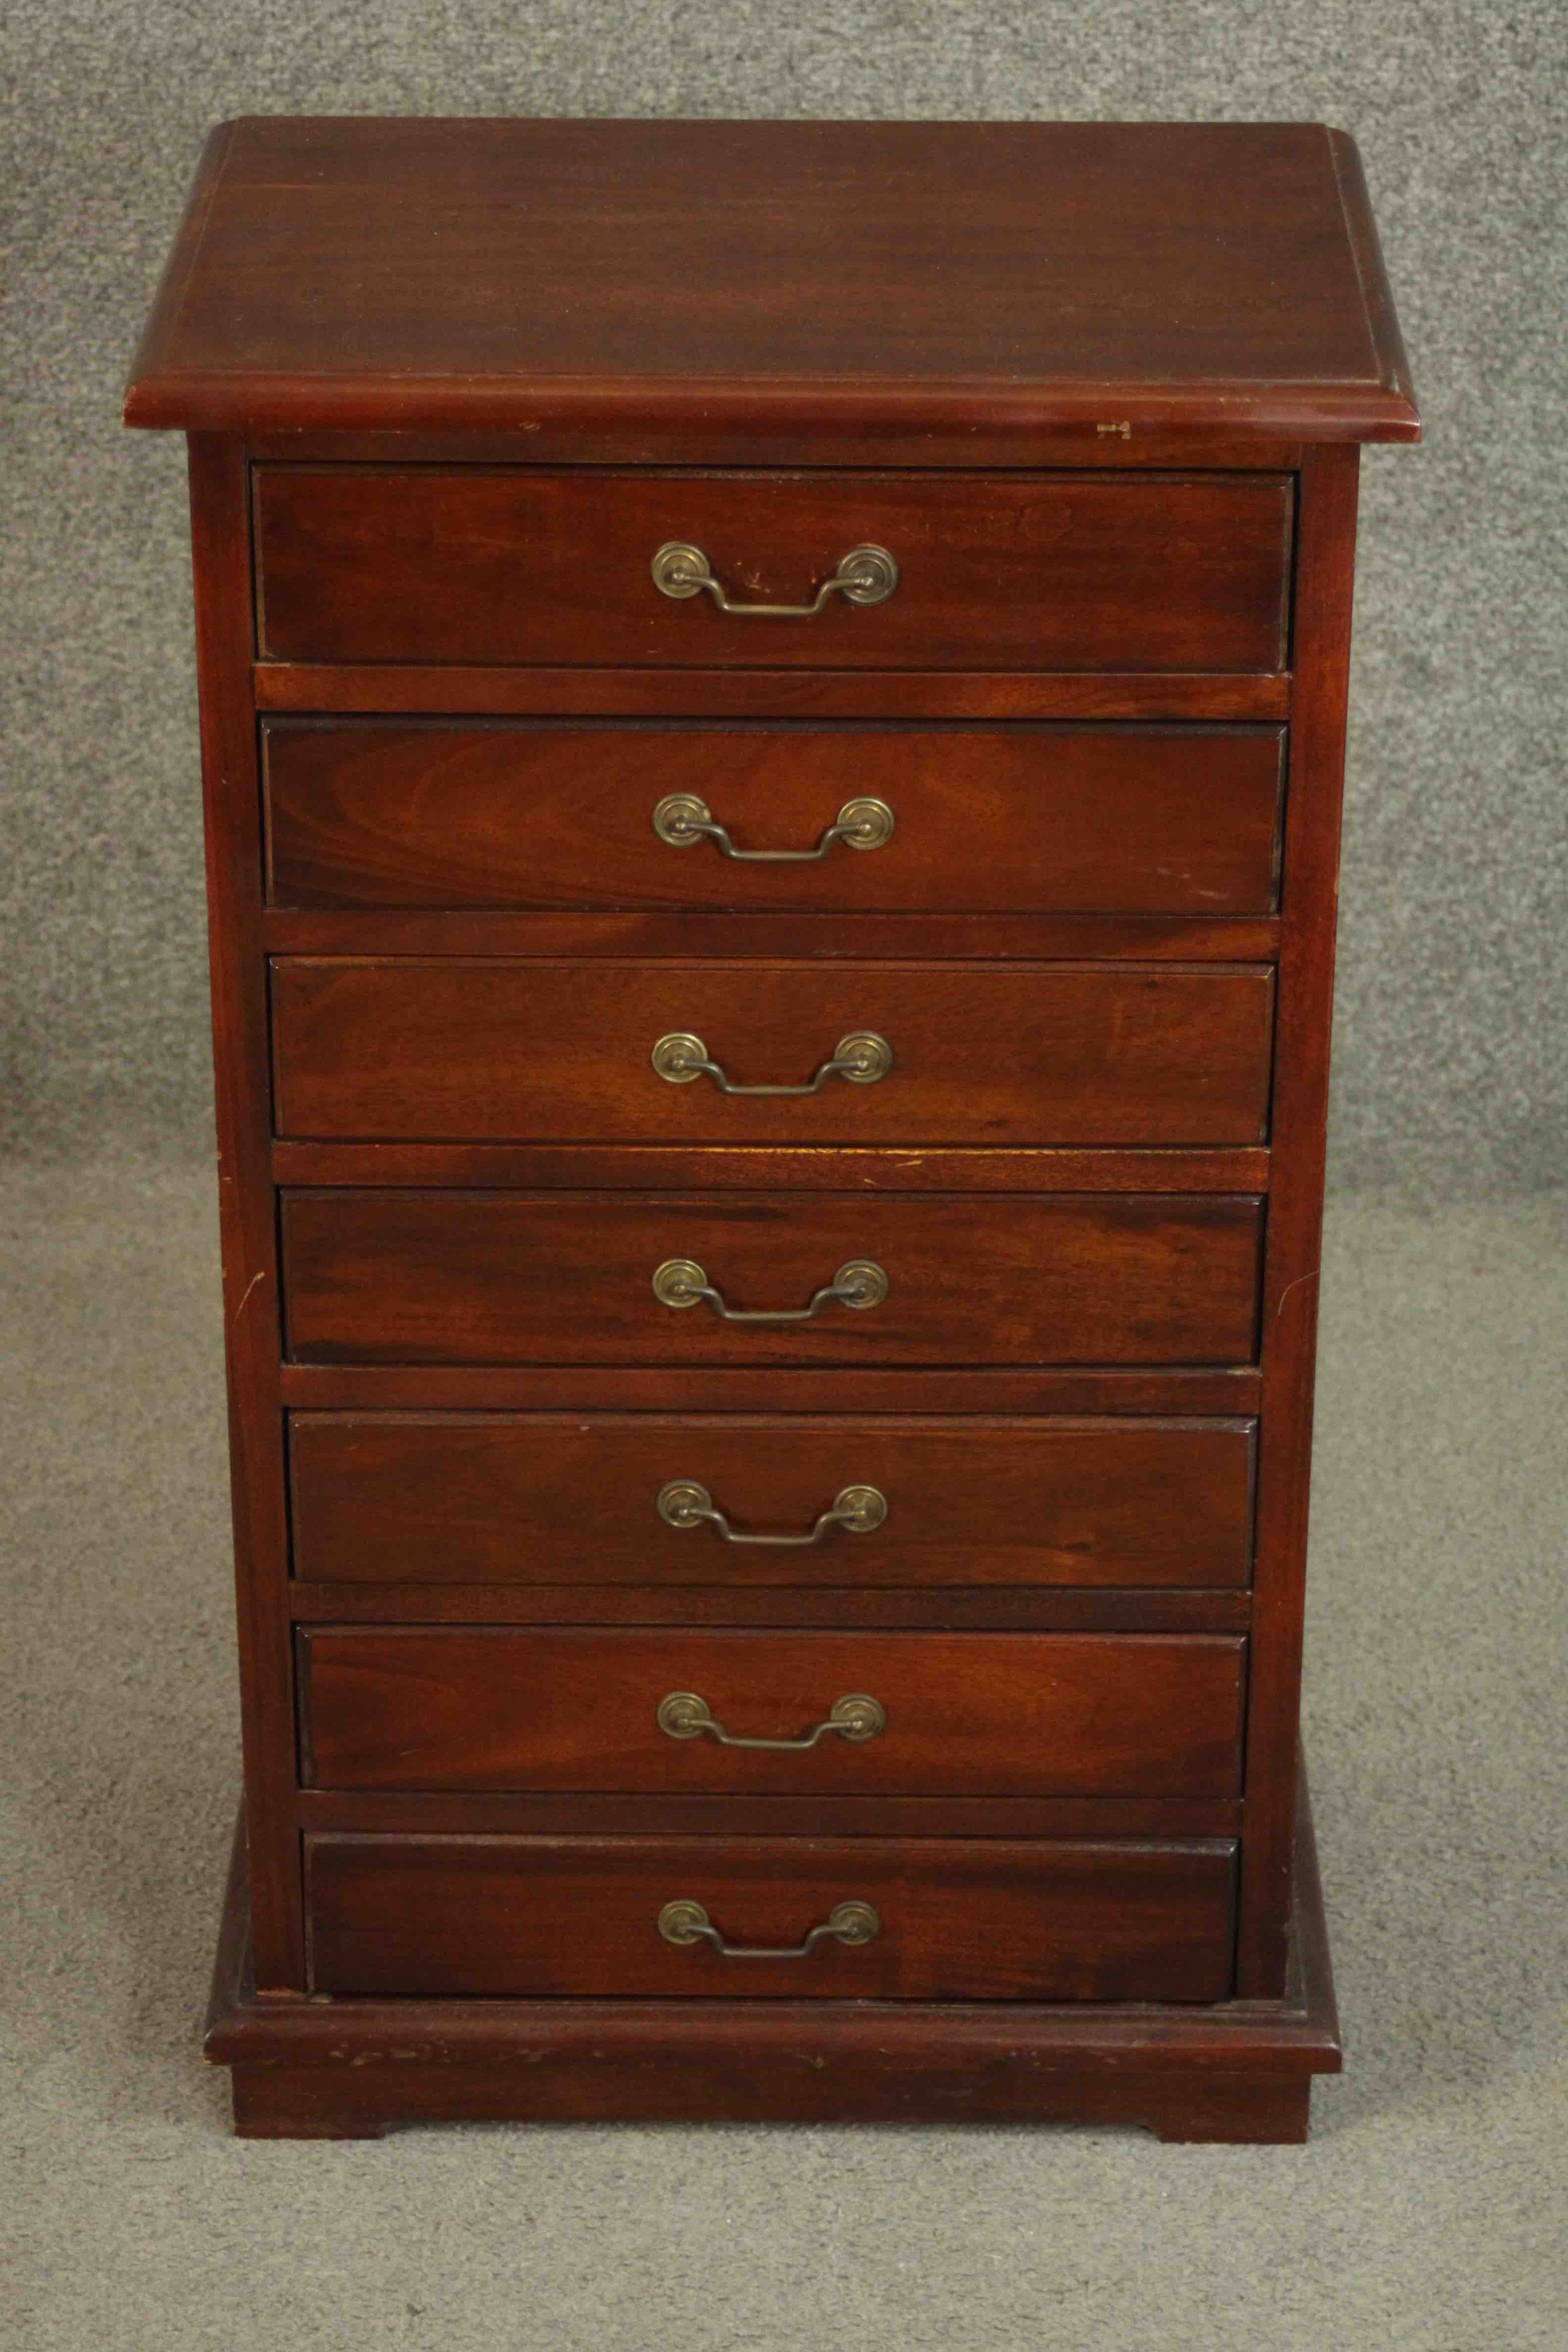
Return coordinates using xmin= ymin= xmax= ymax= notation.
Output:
xmin=249 ymin=427 xmax=1311 ymax=474
xmin=186 ymin=437 xmax=304 ymax=1988
xmin=254 ymin=467 xmax=1293 ymax=674
xmin=252 ymin=463 xmax=1297 ymax=677
xmin=263 ymin=720 xmax=1286 ymax=914
xmin=299 ymin=1629 xmax=1245 ymax=1796
xmin=287 ymin=1411 xmax=1257 ymax=1589
xmin=303 ymin=1831 xmax=1238 ymax=2001
xmin=298 ymin=1786 xmax=1246 ymax=1838
xmin=287 ymin=1587 xmax=1253 ymax=1636
xmin=263 ymin=910 xmax=1284 ymax=965
xmin=256 ymin=665 xmax=1295 ymax=721
xmin=1237 ymin=441 xmax=1361 ymax=1995
xmin=272 ymin=1142 xmax=1273 ymax=1194
xmin=280 ymin=1360 xmax=1264 ymax=1417
xmin=271 ymin=960 xmax=1275 ymax=1147
xmin=213 ymin=1783 xmax=1337 ymax=2136
xmin=279 ymin=1190 xmax=1264 ymax=1368
xmin=124 ymin=119 xmax=1417 ymax=442
xmin=130 ymin=114 xmax=1416 ymax=2139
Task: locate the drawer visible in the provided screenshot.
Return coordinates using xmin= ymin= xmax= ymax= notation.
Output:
xmin=253 ymin=468 xmax=1293 ymax=672
xmin=304 ymin=1833 xmax=1239 ymax=2000
xmin=280 ymin=1190 xmax=1263 ymax=1367
xmin=271 ymin=960 xmax=1276 ymax=1147
xmin=288 ymin=1411 xmax=1257 ymax=1589
xmin=300 ymin=1628 xmax=1246 ymax=1796
xmin=262 ymin=721 xmax=1287 ymax=913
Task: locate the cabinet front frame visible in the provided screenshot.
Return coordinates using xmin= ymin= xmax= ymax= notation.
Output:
xmin=188 ymin=435 xmax=1354 ymax=2001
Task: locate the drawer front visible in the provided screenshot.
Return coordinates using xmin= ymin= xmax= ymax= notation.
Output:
xmin=263 ymin=721 xmax=1287 ymax=914
xmin=304 ymin=1833 xmax=1239 ymax=2000
xmin=288 ymin=1412 xmax=1257 ymax=1589
xmin=280 ymin=1190 xmax=1263 ymax=1367
xmin=253 ymin=468 xmax=1293 ymax=672
xmin=272 ymin=960 xmax=1276 ymax=1148
xmin=300 ymin=1628 xmax=1246 ymax=1796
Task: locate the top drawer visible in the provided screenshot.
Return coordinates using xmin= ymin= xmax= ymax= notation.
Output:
xmin=253 ymin=469 xmax=1294 ymax=672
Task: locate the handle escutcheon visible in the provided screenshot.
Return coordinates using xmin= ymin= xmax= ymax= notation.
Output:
xmin=652 ymin=793 xmax=895 ymax=860
xmin=652 ymin=1029 xmax=893 ymax=1095
xmin=657 ymin=1689 xmax=887 ymax=1749
xmin=657 ymin=1478 xmax=888 ymax=1546
xmin=652 ymin=1256 xmax=888 ymax=1322
xmin=657 ymin=1897 xmax=882 ymax=1958
xmin=652 ymin=541 xmax=898 ymax=617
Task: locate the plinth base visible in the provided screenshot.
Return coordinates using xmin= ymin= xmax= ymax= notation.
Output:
xmin=206 ymin=1783 xmax=1340 ymax=2144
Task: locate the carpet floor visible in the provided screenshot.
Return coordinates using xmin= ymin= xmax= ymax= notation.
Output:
xmin=2 ymin=1163 xmax=1563 ymax=2351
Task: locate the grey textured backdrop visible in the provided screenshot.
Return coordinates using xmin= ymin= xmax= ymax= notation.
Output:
xmin=4 ymin=2 xmax=1564 ymax=1190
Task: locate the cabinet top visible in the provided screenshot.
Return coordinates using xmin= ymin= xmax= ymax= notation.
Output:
xmin=124 ymin=117 xmax=1418 ymax=443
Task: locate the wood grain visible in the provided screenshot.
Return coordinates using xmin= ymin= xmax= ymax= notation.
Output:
xmin=285 ymin=1585 xmax=1253 ymax=1635
xmin=208 ymin=1779 xmax=1339 ymax=2137
xmin=262 ymin=909 xmax=1284 ymax=965
xmin=186 ymin=436 xmax=304 ymax=1990
xmin=128 ymin=110 xmax=1420 ymax=2139
xmin=278 ymin=1359 xmax=1264 ymax=1418
xmin=263 ymin=719 xmax=1285 ymax=913
xmin=278 ymin=1189 xmax=1265 ymax=1369
xmin=125 ymin=119 xmax=1418 ymax=442
xmin=298 ymin=1628 xmax=1246 ymax=1797
xmin=303 ymin=1831 xmax=1239 ymax=2001
xmin=270 ymin=959 xmax=1276 ymax=1148
xmin=254 ymin=664 xmax=1294 ymax=721
xmin=286 ymin=1410 xmax=1257 ymax=1589
xmin=295 ymin=1788 xmax=1248 ymax=1838
xmin=1237 ymin=443 xmax=1361 ymax=1995
xmin=270 ymin=1142 xmax=1273 ymax=1194
xmin=253 ymin=467 xmax=1293 ymax=673
xmin=245 ymin=428 xmax=1311 ymax=472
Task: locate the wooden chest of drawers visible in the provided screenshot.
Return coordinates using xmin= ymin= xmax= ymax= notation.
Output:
xmin=125 ymin=115 xmax=1417 ymax=2143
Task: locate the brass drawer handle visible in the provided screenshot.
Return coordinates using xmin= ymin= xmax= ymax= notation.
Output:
xmin=658 ymin=1689 xmax=887 ymax=1749
xmin=652 ymin=1255 xmax=888 ymax=1323
xmin=658 ymin=1897 xmax=881 ymax=1958
xmin=652 ymin=792 xmax=895 ymax=860
xmin=657 ymin=1477 xmax=888 ymax=1546
xmin=652 ymin=540 xmax=898 ymax=617
xmin=652 ymin=1029 xmax=893 ymax=1096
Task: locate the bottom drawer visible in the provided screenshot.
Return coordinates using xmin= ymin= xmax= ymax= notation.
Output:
xmin=304 ymin=1835 xmax=1237 ymax=2001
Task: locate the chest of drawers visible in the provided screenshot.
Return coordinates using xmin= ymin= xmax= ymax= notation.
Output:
xmin=125 ymin=115 xmax=1417 ymax=2142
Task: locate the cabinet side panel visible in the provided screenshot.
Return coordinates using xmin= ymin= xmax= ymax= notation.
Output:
xmin=187 ymin=432 xmax=304 ymax=1987
xmin=1239 ymin=442 xmax=1360 ymax=1994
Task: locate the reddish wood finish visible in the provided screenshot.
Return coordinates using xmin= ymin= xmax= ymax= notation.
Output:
xmin=253 ymin=466 xmax=1293 ymax=674
xmin=295 ymin=1788 xmax=1246 ymax=1839
xmin=299 ymin=1628 xmax=1245 ymax=1798
xmin=272 ymin=1141 xmax=1273 ymax=1194
xmin=185 ymin=437 xmax=303 ymax=1989
xmin=1237 ymin=442 xmax=1360 ymax=1996
xmin=300 ymin=1788 xmax=1241 ymax=1844
xmin=278 ymin=1190 xmax=1264 ymax=1369
xmin=263 ymin=910 xmax=1283 ymax=965
xmin=232 ymin=2053 xmax=1310 ymax=2141
xmin=263 ymin=721 xmax=1286 ymax=913
xmin=209 ymin=1775 xmax=1338 ymax=2136
xmin=124 ymin=119 xmax=1416 ymax=442
xmin=270 ymin=960 xmax=1276 ymax=1148
xmin=287 ymin=1586 xmax=1253 ymax=1636
xmin=303 ymin=1832 xmax=1238 ymax=2001
xmin=248 ymin=428 xmax=1311 ymax=474
xmin=255 ymin=665 xmax=1293 ymax=721
xmin=279 ymin=1360 xmax=1263 ymax=1417
xmin=129 ymin=116 xmax=1415 ymax=2139
xmin=287 ymin=1411 xmax=1257 ymax=1590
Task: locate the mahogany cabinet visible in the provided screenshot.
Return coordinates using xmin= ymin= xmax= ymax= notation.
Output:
xmin=125 ymin=116 xmax=1417 ymax=2142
